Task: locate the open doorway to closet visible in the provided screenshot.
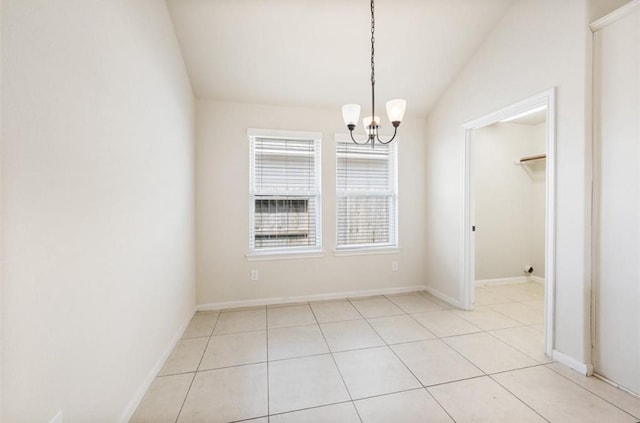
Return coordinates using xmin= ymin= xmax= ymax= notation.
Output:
xmin=461 ymin=89 xmax=556 ymax=358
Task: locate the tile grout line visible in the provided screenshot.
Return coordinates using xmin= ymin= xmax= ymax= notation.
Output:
xmin=487 ymin=371 xmax=552 ymax=423
xmin=265 ymin=306 xmax=271 ymax=419
xmin=353 ymin=297 xmax=461 ymax=423
xmin=308 ymin=301 xmax=364 ymax=423
xmin=544 ymin=363 xmax=640 ymax=420
xmin=174 ymin=311 xmax=222 ymax=423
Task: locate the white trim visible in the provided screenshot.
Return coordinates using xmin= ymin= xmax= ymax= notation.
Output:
xmin=461 ymin=88 xmax=557 ymax=357
xmin=530 ymin=276 xmax=545 ymax=285
xmin=592 ymin=374 xmax=640 ymax=399
xmin=117 ymin=310 xmax=195 ymax=423
xmin=475 ymin=276 xmax=531 ymax=286
xmin=246 ymin=250 xmax=324 ymax=261
xmin=590 ymin=0 xmax=640 ymax=32
xmin=552 ymin=349 xmax=594 ymax=376
xmin=196 ymin=285 xmax=431 ymax=311
xmin=247 ymin=128 xmax=323 ymax=140
xmin=333 ymin=247 xmax=400 ymax=257
xmin=422 ymin=285 xmax=464 ymax=309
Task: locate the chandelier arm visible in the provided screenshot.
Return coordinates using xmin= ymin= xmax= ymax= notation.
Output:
xmin=375 ymin=125 xmax=398 ymax=144
xmin=350 ymin=129 xmax=371 ymax=145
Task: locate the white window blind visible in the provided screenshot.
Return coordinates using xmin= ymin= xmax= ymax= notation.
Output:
xmin=249 ymin=132 xmax=321 ymax=253
xmin=336 ymin=141 xmax=398 ymax=248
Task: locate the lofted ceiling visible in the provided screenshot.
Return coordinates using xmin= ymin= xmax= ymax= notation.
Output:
xmin=167 ymin=0 xmax=513 ymax=118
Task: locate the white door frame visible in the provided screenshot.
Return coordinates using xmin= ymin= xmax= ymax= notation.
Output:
xmin=460 ymin=88 xmax=556 ymax=357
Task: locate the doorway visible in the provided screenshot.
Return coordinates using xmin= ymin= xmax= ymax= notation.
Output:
xmin=461 ymin=89 xmax=556 ymax=357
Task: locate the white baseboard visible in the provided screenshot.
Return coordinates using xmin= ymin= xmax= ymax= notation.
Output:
xmin=422 ymin=286 xmax=463 ymax=309
xmin=552 ymin=349 xmax=593 ymax=376
xmin=475 ymin=276 xmax=531 ymax=286
xmin=196 ymin=285 xmax=429 ymax=312
xmin=118 ymin=309 xmax=195 ymax=423
xmin=531 ymin=276 xmax=545 ymax=284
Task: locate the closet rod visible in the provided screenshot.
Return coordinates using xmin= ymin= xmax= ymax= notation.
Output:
xmin=516 ymin=153 xmax=546 ymax=164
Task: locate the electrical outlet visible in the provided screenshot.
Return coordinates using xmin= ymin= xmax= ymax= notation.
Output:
xmin=250 ymin=270 xmax=259 ymax=281
xmin=392 ymin=261 xmax=398 ymax=271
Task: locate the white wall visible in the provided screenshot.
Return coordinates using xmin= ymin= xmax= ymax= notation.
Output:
xmin=1 ymin=0 xmax=195 ymax=421
xmin=474 ymin=122 xmax=546 ymax=281
xmin=424 ymin=0 xmax=595 ymax=365
xmin=196 ymin=100 xmax=427 ymax=306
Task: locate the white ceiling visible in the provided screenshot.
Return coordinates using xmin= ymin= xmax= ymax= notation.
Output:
xmin=167 ymin=0 xmax=513 ymax=118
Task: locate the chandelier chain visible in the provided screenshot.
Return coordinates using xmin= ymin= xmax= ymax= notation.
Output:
xmin=370 ymin=0 xmax=376 ymax=124
xmin=371 ymin=0 xmax=375 ymax=87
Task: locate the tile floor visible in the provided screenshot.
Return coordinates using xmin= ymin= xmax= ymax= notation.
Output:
xmin=130 ymin=283 xmax=640 ymax=423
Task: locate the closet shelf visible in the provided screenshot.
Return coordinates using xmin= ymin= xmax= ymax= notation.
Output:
xmin=515 ymin=153 xmax=546 ymax=165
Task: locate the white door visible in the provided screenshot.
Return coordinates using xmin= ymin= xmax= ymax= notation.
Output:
xmin=593 ymin=3 xmax=640 ymax=395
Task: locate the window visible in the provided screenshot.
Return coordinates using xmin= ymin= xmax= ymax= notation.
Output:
xmin=249 ymin=129 xmax=321 ymax=253
xmin=336 ymin=139 xmax=397 ymax=249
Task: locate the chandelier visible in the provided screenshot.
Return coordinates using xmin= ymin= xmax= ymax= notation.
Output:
xmin=341 ymin=0 xmax=407 ymax=146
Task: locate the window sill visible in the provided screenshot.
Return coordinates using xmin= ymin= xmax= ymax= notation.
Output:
xmin=246 ymin=250 xmax=325 ymax=261
xmin=333 ymin=246 xmax=401 ymax=257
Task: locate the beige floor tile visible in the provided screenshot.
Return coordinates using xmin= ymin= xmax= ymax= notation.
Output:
xmin=474 ymin=288 xmax=513 ymax=306
xmin=199 ymin=331 xmax=266 ymax=370
xmin=268 ymin=324 xmax=329 ymax=360
xmin=130 ymin=373 xmax=194 ymax=423
xmin=522 ymin=300 xmax=545 ymax=313
xmin=493 ymin=366 xmax=638 ymax=423
xmin=452 ymin=306 xmax=522 ymax=331
xmin=267 ymin=304 xmax=316 ymax=329
xmin=428 ymin=376 xmax=546 ymax=422
xmin=443 ymin=332 xmax=537 ymax=374
xmin=392 ymin=339 xmax=483 ymax=386
xmin=421 ymin=292 xmax=455 ymax=309
xmin=485 ymin=284 xmax=543 ymax=302
xmin=310 ymin=300 xmax=362 ymax=323
xmin=530 ymin=324 xmax=545 ymax=333
xmin=320 ymin=319 xmax=385 ymax=352
xmin=158 ymin=338 xmax=208 ymax=376
xmin=489 ymin=302 xmax=544 ymax=325
xmin=178 ymin=364 xmax=268 ymax=423
xmin=411 ymin=310 xmax=482 ymax=338
xmin=269 ymin=402 xmax=361 ymax=423
xmin=350 ymin=297 xmax=404 ymax=318
xmin=387 ymin=294 xmax=446 ymax=313
xmin=213 ymin=309 xmax=266 ymax=335
xmin=368 ymin=315 xmax=435 ymax=344
xmin=356 ymin=389 xmax=454 ymax=423
xmin=333 ymin=346 xmax=421 ymax=399
xmin=238 ymin=419 xmax=268 ymax=423
xmin=547 ymin=363 xmax=640 ymax=419
xmin=182 ymin=313 xmax=219 ymax=338
xmin=490 ymin=326 xmax=552 ymax=364
xmin=268 ymin=354 xmax=350 ymax=414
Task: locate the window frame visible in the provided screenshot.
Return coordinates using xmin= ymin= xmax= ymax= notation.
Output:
xmin=247 ymin=128 xmax=323 ymax=257
xmin=334 ymin=133 xmax=399 ymax=252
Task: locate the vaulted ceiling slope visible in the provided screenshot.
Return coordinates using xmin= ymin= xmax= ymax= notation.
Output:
xmin=167 ymin=0 xmax=513 ymax=118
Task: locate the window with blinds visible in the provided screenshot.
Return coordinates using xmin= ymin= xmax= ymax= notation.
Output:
xmin=336 ymin=141 xmax=397 ymax=249
xmin=249 ymin=131 xmax=321 ymax=253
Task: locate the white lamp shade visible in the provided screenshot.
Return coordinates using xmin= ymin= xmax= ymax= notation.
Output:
xmin=342 ymin=104 xmax=361 ymax=126
xmin=362 ymin=115 xmax=380 ymax=129
xmin=386 ymin=99 xmax=407 ymax=123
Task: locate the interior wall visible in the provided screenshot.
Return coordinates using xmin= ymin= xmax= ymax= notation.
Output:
xmin=474 ymin=122 xmax=546 ymax=281
xmin=196 ymin=100 xmax=428 ymax=306
xmin=423 ymin=0 xmax=595 ymax=365
xmin=1 ymin=0 xmax=196 ymax=421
